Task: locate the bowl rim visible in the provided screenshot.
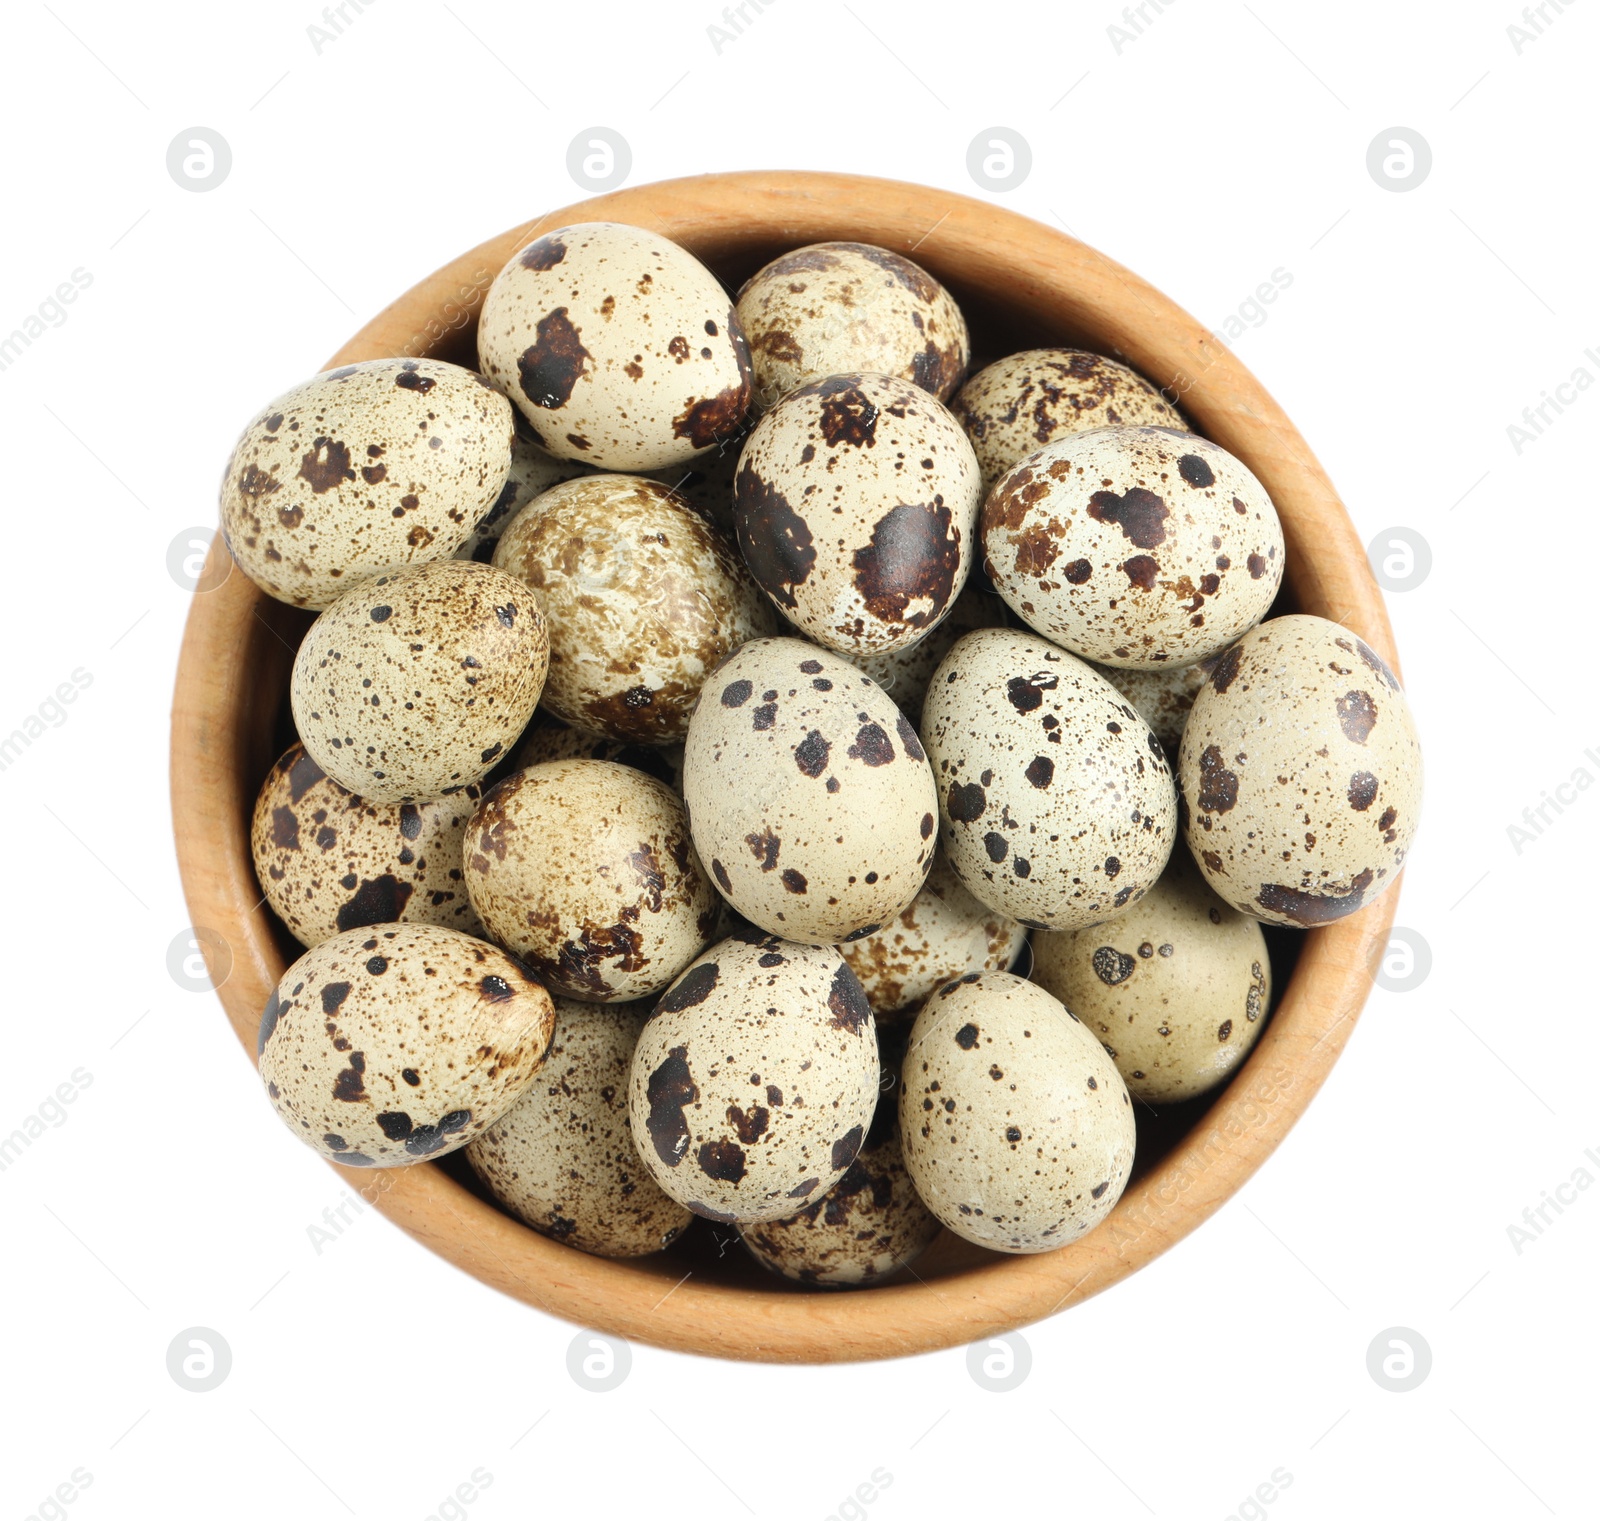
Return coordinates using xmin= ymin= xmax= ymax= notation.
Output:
xmin=171 ymin=169 xmax=1400 ymax=1364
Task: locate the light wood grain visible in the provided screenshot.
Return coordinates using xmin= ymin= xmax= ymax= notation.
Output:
xmin=170 ymin=170 xmax=1401 ymax=1364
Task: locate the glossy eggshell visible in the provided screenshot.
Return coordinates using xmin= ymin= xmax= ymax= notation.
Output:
xmin=681 ymin=637 xmax=938 ymax=945
xmin=733 ymin=373 xmax=983 ymax=657
xmin=290 ymin=558 xmax=548 ymax=804
xmin=981 ymin=426 xmax=1284 ymax=668
xmin=1030 ymin=853 xmax=1271 ymax=1103
xmin=921 ymin=628 xmax=1178 ymax=931
xmin=465 ymin=759 xmax=716 ymax=1002
xmin=1096 ymin=659 xmax=1207 ymax=753
xmin=898 ymin=971 xmax=1135 ymax=1253
xmin=465 ymin=999 xmax=692 ymax=1257
xmin=477 ymin=222 xmax=752 ymax=471
xmin=514 ymin=710 xmax=684 ymax=793
xmin=1178 ymin=615 xmax=1423 ymax=927
xmin=220 ymin=358 xmax=515 ymax=609
xmin=250 ymin=741 xmax=483 ymax=947
xmin=492 ymin=474 xmax=774 ymax=742
xmin=457 ymin=422 xmax=590 ymax=562
xmin=257 ymin=923 xmax=556 ymax=1167
xmin=735 ymin=241 xmax=969 ymax=411
xmin=627 ymin=932 xmax=880 ymax=1223
xmin=951 ymin=348 xmax=1186 ymax=493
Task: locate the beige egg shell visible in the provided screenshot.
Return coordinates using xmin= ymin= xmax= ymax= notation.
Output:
xmin=641 ymin=433 xmax=745 ymax=537
xmin=493 ymin=474 xmax=775 ymax=743
xmin=681 ymin=637 xmax=938 ymax=945
xmin=290 ymin=558 xmax=548 ymax=804
xmin=1178 ymin=615 xmax=1423 ymax=927
xmin=219 ymin=358 xmax=515 ymax=609
xmin=1030 ymin=853 xmax=1271 ymax=1103
xmin=899 ymin=971 xmax=1135 ymax=1253
xmin=514 ymin=711 xmax=684 ymax=792
xmin=847 ymin=585 xmax=1010 ymax=726
xmin=733 ymin=373 xmax=983 ymax=657
xmin=257 ymin=923 xmax=556 ymax=1167
xmin=628 ymin=932 xmax=880 ymax=1223
xmin=921 ymin=628 xmax=1177 ymax=931
xmin=981 ymin=426 xmax=1284 ymax=668
xmin=952 ymin=348 xmax=1187 ymax=493
xmin=1096 ymin=659 xmax=1207 ymax=753
xmin=477 ymin=222 xmax=752 ymax=472
xmin=841 ymin=853 xmax=1028 ymax=1027
xmin=465 ymin=759 xmax=716 ymax=1002
xmin=466 ymin=999 xmax=692 ymax=1257
xmin=457 ymin=422 xmax=590 ymax=563
xmin=251 ymin=741 xmax=484 ymax=947
xmin=734 ymin=241 xmax=970 ymax=412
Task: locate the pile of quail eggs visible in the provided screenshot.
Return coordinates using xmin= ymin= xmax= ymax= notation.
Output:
xmin=229 ymin=222 xmax=1422 ymax=1286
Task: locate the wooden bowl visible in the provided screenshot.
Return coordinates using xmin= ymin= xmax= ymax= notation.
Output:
xmin=171 ymin=170 xmax=1400 ymax=1364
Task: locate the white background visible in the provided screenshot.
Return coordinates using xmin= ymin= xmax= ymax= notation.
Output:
xmin=1 ymin=1 xmax=1593 ymax=1517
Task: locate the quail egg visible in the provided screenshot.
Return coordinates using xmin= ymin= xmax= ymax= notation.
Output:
xmin=1095 ymin=659 xmax=1207 ymax=754
xmin=514 ymin=710 xmax=684 ymax=792
xmin=642 ymin=433 xmax=746 ymax=537
xmin=847 ymin=584 xmax=1009 ymax=726
xmin=457 ymin=419 xmax=590 ymax=562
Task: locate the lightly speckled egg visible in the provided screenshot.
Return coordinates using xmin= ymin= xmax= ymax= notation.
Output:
xmin=1095 ymin=659 xmax=1207 ymax=754
xmin=898 ymin=970 xmax=1135 ymax=1253
xmin=981 ymin=426 xmax=1284 ymax=668
xmin=628 ymin=930 xmax=879 ymax=1224
xmin=257 ymin=923 xmax=556 ymax=1167
xmin=681 ymin=637 xmax=938 ymax=945
xmin=1030 ymin=852 xmax=1271 ymax=1103
xmin=921 ymin=627 xmax=1177 ymax=931
xmin=493 ymin=473 xmax=774 ymax=742
xmin=251 ymin=741 xmax=483 ymax=946
xmin=735 ymin=242 xmax=969 ymax=412
xmin=1179 ymin=615 xmax=1423 ymax=927
xmin=733 ymin=373 xmax=983 ymax=657
xmin=840 ymin=853 xmax=1028 ymax=1028
xmin=220 ymin=357 xmax=515 ymax=609
xmin=951 ymin=348 xmax=1187 ymax=493
xmin=456 ymin=419 xmax=590 ymax=562
xmin=515 ymin=710 xmax=684 ymax=793
xmin=290 ymin=558 xmax=548 ymax=804
xmin=477 ymin=222 xmax=752 ymax=471
xmin=466 ymin=998 xmax=692 ymax=1257
xmin=465 ymin=759 xmax=716 ymax=1002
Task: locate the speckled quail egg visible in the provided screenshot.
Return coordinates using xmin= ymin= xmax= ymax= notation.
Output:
xmin=465 ymin=759 xmax=716 ymax=1002
xmin=477 ymin=223 xmax=752 ymax=471
xmin=735 ymin=242 xmax=969 ymax=412
xmin=290 ymin=557 xmax=547 ymax=804
xmin=514 ymin=710 xmax=684 ymax=792
xmin=951 ymin=349 xmax=1187 ymax=493
xmin=681 ymin=637 xmax=938 ymax=945
xmin=642 ymin=433 xmax=746 ymax=537
xmin=493 ymin=474 xmax=774 ymax=742
xmin=841 ymin=853 xmax=1027 ymax=1028
xmin=981 ymin=426 xmax=1284 ymax=668
xmin=733 ymin=373 xmax=982 ymax=657
xmin=466 ymin=998 xmax=692 ymax=1256
xmin=628 ymin=930 xmax=879 ymax=1223
xmin=1095 ymin=659 xmax=1207 ymax=754
xmin=257 ymin=923 xmax=555 ymax=1166
xmin=899 ymin=970 xmax=1135 ymax=1253
xmin=1031 ymin=852 xmax=1271 ymax=1103
xmin=251 ymin=741 xmax=483 ymax=946
xmin=220 ymin=357 xmax=515 ymax=609
xmin=1179 ymin=615 xmax=1423 ymax=926
xmin=921 ymin=628 xmax=1177 ymax=930
xmin=457 ymin=420 xmax=590 ymax=562
xmin=847 ymin=584 xmax=1009 ymax=726
xmin=742 ymin=1038 xmax=939 ymax=1285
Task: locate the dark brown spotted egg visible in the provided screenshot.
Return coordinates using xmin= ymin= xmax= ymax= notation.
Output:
xmin=290 ymin=558 xmax=548 ymax=804
xmin=456 ymin=419 xmax=590 ymax=562
xmin=251 ymin=741 xmax=483 ymax=947
xmin=1030 ymin=852 xmax=1270 ymax=1103
xmin=220 ymin=357 xmax=515 ymax=609
xmin=1095 ymin=659 xmax=1207 ymax=754
xmin=899 ymin=971 xmax=1134 ymax=1253
xmin=493 ymin=474 xmax=774 ymax=743
xmin=951 ymin=349 xmax=1186 ymax=494
xmin=921 ymin=628 xmax=1177 ymax=931
xmin=627 ymin=931 xmax=879 ymax=1224
xmin=681 ymin=637 xmax=938 ymax=945
xmin=1178 ymin=615 xmax=1422 ymax=927
xmin=477 ymin=222 xmax=752 ymax=471
xmin=514 ymin=710 xmax=683 ymax=793
xmin=734 ymin=242 xmax=969 ymax=412
xmin=466 ymin=999 xmax=692 ymax=1257
xmin=257 ymin=923 xmax=555 ymax=1167
xmin=465 ymin=759 xmax=716 ymax=1002
xmin=981 ymin=426 xmax=1284 ymax=668
xmin=734 ymin=373 xmax=983 ymax=657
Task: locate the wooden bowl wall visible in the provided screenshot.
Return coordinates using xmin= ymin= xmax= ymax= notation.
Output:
xmin=171 ymin=171 xmax=1399 ymax=1364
